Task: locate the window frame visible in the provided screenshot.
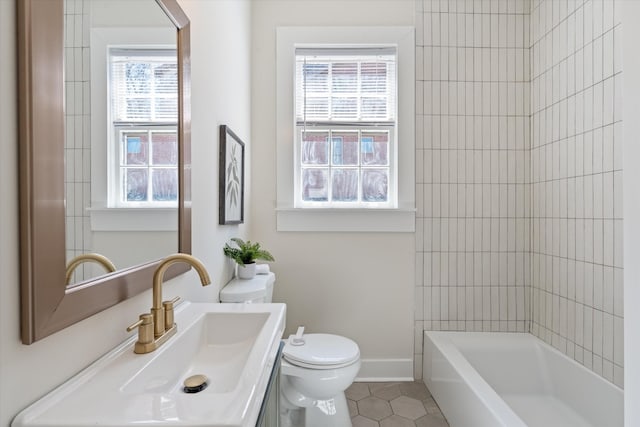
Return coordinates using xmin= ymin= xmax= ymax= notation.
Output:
xmin=294 ymin=48 xmax=397 ymax=208
xmin=276 ymin=26 xmax=415 ymax=232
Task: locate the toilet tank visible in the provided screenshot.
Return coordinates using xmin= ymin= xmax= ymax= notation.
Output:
xmin=220 ymin=272 xmax=275 ymax=303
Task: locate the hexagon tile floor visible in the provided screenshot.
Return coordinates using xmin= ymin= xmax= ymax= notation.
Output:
xmin=345 ymin=381 xmax=450 ymax=427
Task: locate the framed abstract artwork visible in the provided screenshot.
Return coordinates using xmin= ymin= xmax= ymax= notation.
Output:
xmin=219 ymin=125 xmax=245 ymax=224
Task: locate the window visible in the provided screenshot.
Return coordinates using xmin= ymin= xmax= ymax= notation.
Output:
xmin=295 ymin=48 xmax=397 ymax=207
xmin=109 ymin=48 xmax=178 ymax=207
xmin=276 ymin=27 xmax=415 ymax=232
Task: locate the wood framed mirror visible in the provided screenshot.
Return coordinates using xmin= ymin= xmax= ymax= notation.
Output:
xmin=17 ymin=0 xmax=191 ymax=344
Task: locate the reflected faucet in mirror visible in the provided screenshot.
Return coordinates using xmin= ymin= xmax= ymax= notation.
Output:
xmin=127 ymin=254 xmax=211 ymax=354
xmin=65 ymin=253 xmax=117 ymax=286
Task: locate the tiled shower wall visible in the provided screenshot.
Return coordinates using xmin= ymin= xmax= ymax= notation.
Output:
xmin=415 ymin=0 xmax=532 ymax=378
xmin=530 ymin=0 xmax=624 ymax=387
xmin=64 ymin=0 xmax=92 ymax=283
xmin=414 ymin=0 xmax=624 ymax=387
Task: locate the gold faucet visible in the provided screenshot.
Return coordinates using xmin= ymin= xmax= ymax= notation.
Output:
xmin=65 ymin=253 xmax=117 ymax=285
xmin=127 ymin=253 xmax=211 ymax=354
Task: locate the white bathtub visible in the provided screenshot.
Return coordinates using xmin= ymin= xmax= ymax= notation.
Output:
xmin=423 ymin=332 xmax=623 ymax=427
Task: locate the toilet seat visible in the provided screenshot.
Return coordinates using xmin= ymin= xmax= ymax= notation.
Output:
xmin=283 ymin=333 xmax=360 ymax=370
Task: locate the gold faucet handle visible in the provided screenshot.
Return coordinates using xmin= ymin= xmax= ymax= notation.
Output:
xmin=163 ymin=296 xmax=180 ymax=331
xmin=126 ymin=319 xmax=143 ymax=332
xmin=126 ymin=314 xmax=154 ymax=345
xmin=163 ymin=296 xmax=180 ymax=307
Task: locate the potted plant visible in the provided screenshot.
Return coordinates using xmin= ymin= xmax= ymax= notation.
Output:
xmin=223 ymin=237 xmax=275 ymax=279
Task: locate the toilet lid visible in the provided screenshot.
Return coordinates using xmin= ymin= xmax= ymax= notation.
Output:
xmin=283 ymin=333 xmax=360 ymax=369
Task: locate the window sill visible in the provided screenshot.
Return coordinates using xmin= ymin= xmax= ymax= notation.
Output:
xmin=88 ymin=207 xmax=178 ymax=232
xmin=276 ymin=207 xmax=415 ymax=232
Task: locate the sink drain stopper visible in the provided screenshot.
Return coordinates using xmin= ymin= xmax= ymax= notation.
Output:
xmin=183 ymin=374 xmax=209 ymax=393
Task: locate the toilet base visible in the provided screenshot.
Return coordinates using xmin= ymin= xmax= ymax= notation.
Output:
xmin=280 ymin=392 xmax=352 ymax=427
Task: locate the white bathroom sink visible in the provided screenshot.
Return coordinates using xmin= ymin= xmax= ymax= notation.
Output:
xmin=12 ymin=302 xmax=286 ymax=427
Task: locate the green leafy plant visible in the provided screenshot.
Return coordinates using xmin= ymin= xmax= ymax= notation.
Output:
xmin=223 ymin=238 xmax=275 ymax=266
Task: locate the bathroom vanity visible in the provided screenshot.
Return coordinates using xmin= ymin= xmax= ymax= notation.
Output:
xmin=256 ymin=342 xmax=284 ymax=427
xmin=12 ymin=302 xmax=286 ymax=427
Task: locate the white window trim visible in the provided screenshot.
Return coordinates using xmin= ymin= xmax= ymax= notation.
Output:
xmin=276 ymin=27 xmax=415 ymax=232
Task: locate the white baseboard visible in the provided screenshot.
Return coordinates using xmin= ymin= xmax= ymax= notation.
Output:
xmin=355 ymin=358 xmax=414 ymax=382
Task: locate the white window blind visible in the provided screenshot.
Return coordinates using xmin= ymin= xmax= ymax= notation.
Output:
xmin=110 ymin=48 xmax=177 ymax=123
xmin=295 ymin=47 xmax=397 ymax=124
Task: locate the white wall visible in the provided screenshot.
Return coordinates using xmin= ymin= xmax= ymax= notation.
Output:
xmin=0 ymin=0 xmax=251 ymax=425
xmin=250 ymin=0 xmax=416 ymax=379
xmin=93 ymin=231 xmax=176 ymax=269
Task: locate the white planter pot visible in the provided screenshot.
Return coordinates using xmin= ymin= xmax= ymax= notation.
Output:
xmin=237 ymin=262 xmax=256 ymax=279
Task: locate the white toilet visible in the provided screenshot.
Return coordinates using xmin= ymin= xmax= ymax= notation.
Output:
xmin=220 ymin=273 xmax=361 ymax=427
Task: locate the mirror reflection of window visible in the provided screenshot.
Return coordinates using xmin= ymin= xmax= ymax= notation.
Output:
xmin=109 ymin=48 xmax=178 ymax=207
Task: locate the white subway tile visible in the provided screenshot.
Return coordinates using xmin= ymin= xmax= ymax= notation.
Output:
xmin=613 ymin=121 xmax=623 ymax=170
xmin=584 ymin=0 xmax=594 ymax=43
xmin=594 ymin=263 xmax=604 ymax=311
xmin=585 ymin=43 xmax=594 ymax=89
xmin=614 ymin=268 xmax=623 ymax=317
xmin=613 ymin=73 xmax=623 ymax=125
xmin=594 ymin=82 xmax=604 ymax=130
xmin=575 ymin=5 xmax=585 ymax=49
xmin=614 ymin=365 xmax=624 ymax=388
xmin=613 ymin=171 xmax=623 ymax=219
xmin=584 ymin=305 xmax=594 ymax=351
xmin=614 ymin=219 xmax=623 ymax=268
xmin=593 ymin=0 xmax=603 ymax=39
xmin=603 ymin=266 xmax=614 ymax=314
xmin=613 ymin=25 xmax=622 ymax=74
xmin=614 ymin=315 xmax=624 ymax=365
